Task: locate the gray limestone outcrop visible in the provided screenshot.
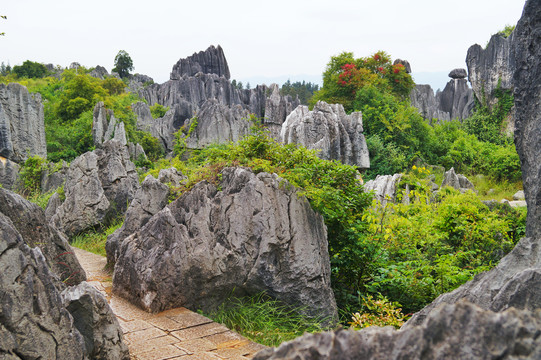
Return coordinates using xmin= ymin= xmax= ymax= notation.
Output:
xmin=404 ymin=0 xmax=541 ymax=327
xmin=0 ymin=156 xmax=19 ymax=190
xmin=0 ymin=83 xmax=47 ymax=163
xmin=135 ymin=46 xmax=301 ymax=152
xmin=0 ymin=213 xmax=87 ymax=359
xmin=51 ymin=140 xmax=139 ymax=237
xmin=0 ymin=207 xmax=129 ymax=359
xmin=158 ymin=167 xmax=187 ymax=187
xmin=112 ymin=167 xmax=338 ymax=325
xmin=448 ymin=68 xmax=467 ymax=79
xmin=61 ymin=282 xmax=130 ymax=359
xmin=185 ymin=99 xmax=253 ymax=149
xmin=40 ymin=161 xmax=69 ymax=193
xmin=92 ymin=102 xmax=127 ymax=147
xmin=253 ymin=301 xmax=541 ymax=360
xmin=90 ymin=65 xmax=109 ymax=80
xmin=170 ymin=45 xmax=231 ymax=80
xmin=440 ymin=167 xmax=475 ymax=193
xmin=410 ymin=77 xmax=474 ymax=122
xmin=363 ymin=174 xmax=403 ymax=205
xmin=106 ymin=175 xmax=170 ymax=267
xmin=0 ymin=187 xmax=86 ymax=285
xmin=280 ymin=101 xmax=370 ymax=168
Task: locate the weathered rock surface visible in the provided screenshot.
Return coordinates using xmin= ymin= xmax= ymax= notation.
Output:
xmin=410 ymin=78 xmax=474 ymax=122
xmin=0 ymin=213 xmax=86 ymax=359
xmin=254 ymin=301 xmax=541 ymax=360
xmin=92 ymin=102 xmax=127 ymax=148
xmin=106 ymin=175 xmax=170 ymax=267
xmin=393 ymin=59 xmax=411 ymax=73
xmin=364 ymin=174 xmax=403 ymax=205
xmin=263 ymin=84 xmax=300 ymax=140
xmin=0 ymin=82 xmax=47 ymax=163
xmin=170 ymin=45 xmax=231 ymax=80
xmin=90 ymin=65 xmax=109 ymax=80
xmin=157 ymin=167 xmax=186 ymax=187
xmin=185 ymin=99 xmax=253 ymax=149
xmin=113 ymin=167 xmax=338 ymax=324
xmin=410 ymin=85 xmax=450 ymax=122
xmin=513 ymin=190 xmax=525 ymax=200
xmin=404 ymin=0 xmax=541 ymax=327
xmin=0 ymin=156 xmax=19 ymax=190
xmin=281 ymin=101 xmax=370 ymax=168
xmin=440 ymin=167 xmax=475 ymax=193
xmin=40 ymin=161 xmax=69 ymax=193
xmin=136 ymin=46 xmax=301 ymax=151
xmin=0 ymin=187 xmax=85 ymax=285
xmin=448 ymin=68 xmax=468 ymax=79
xmin=467 ymin=32 xmax=515 ymax=108
xmin=51 ymin=140 xmax=139 ymax=237
xmin=62 ymin=282 xmax=129 ymax=360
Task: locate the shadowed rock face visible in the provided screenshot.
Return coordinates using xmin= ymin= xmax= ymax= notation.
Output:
xmin=0 ymin=187 xmax=86 ymax=285
xmin=0 ymin=83 xmax=47 ymax=163
xmin=112 ymin=167 xmax=338 ymax=325
xmin=281 ymin=101 xmax=370 ymax=168
xmin=51 ymin=140 xmax=139 ymax=237
xmin=0 ymin=196 xmax=129 ymax=359
xmin=253 ymin=301 xmax=541 ymax=360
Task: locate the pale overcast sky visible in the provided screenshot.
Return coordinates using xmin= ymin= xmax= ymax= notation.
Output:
xmin=2 ymin=0 xmax=525 ymax=90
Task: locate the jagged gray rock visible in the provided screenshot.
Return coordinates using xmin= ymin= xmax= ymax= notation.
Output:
xmin=363 ymin=174 xmax=403 ymax=205
xmin=133 ymin=101 xmax=183 ymax=153
xmin=0 ymin=156 xmax=19 ymax=190
xmin=185 ymin=99 xmax=252 ymax=149
xmin=106 ymin=175 xmax=170 ymax=267
xmin=281 ymin=101 xmax=370 ymax=168
xmin=170 ymin=45 xmax=230 ymax=80
xmin=92 ymin=102 xmax=128 ymax=147
xmin=410 ymin=85 xmax=451 ymax=122
xmin=127 ymin=142 xmax=147 ymax=163
xmin=62 ymin=282 xmax=130 ymax=360
xmin=158 ymin=167 xmax=186 ymax=187
xmin=0 ymin=83 xmax=47 ymax=163
xmin=45 ymin=191 xmax=62 ymax=222
xmin=90 ymin=65 xmax=109 ymax=80
xmin=513 ymin=190 xmax=525 ymax=200
xmin=263 ymin=84 xmax=301 ymax=140
xmin=0 ymin=187 xmax=85 ymax=285
xmin=467 ymin=32 xmax=515 ymax=108
xmin=113 ymin=167 xmax=338 ymax=325
xmin=0 ymin=213 xmax=86 ymax=359
xmin=440 ymin=167 xmax=475 ymax=193
xmin=253 ymin=301 xmax=541 ymax=360
xmin=51 ymin=140 xmax=139 ymax=237
xmin=40 ymin=161 xmax=68 ymax=193
xmin=437 ymin=78 xmax=475 ymax=121
xmin=404 ymin=0 xmax=541 ymax=327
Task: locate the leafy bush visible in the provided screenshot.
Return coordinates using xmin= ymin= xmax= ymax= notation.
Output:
xmin=149 ymin=103 xmax=169 ymax=119
xmin=349 ymin=295 xmax=407 ymax=329
xmin=12 ymin=60 xmax=48 ymax=79
xmin=18 ymin=155 xmax=46 ymax=195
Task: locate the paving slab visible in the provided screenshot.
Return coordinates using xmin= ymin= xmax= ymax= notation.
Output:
xmin=72 ymin=247 xmax=266 ymax=359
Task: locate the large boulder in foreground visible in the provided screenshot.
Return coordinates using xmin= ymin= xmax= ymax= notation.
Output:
xmin=112 ymin=167 xmax=338 ymax=324
xmin=404 ymin=0 xmax=541 ymax=327
xmin=281 ymin=101 xmax=370 ymax=168
xmin=254 ymin=301 xmax=541 ymax=360
xmin=0 ymin=187 xmax=85 ymax=285
xmin=51 ymin=140 xmax=139 ymax=237
xmin=106 ymin=175 xmax=170 ymax=267
xmin=0 ymin=82 xmax=47 ymax=163
xmin=0 ymin=210 xmax=129 ymax=359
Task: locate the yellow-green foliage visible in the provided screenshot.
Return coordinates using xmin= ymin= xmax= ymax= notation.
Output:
xmin=350 ymin=295 xmax=406 ymax=329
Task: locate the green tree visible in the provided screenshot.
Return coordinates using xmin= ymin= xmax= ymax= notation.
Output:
xmin=12 ymin=60 xmax=48 ymax=78
xmin=112 ymin=50 xmax=134 ymax=79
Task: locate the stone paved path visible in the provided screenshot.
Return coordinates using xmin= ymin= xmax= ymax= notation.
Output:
xmin=73 ymin=247 xmax=267 ymax=360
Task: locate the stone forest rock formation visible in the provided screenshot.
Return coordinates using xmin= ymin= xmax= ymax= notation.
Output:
xmin=0 ymin=82 xmax=47 ymax=163
xmin=281 ymin=101 xmax=370 ymax=168
xmin=0 ymin=188 xmax=129 ymax=359
xmin=51 ymin=140 xmax=139 ymax=237
xmin=112 ymin=167 xmax=338 ymax=325
xmin=363 ymin=174 xmax=403 ymax=205
xmin=255 ymin=2 xmax=541 ymax=358
xmin=410 ymin=69 xmax=474 ymax=122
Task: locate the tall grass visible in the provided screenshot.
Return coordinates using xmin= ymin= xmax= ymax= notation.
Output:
xmin=202 ymin=293 xmax=330 ymax=347
xmin=71 ymin=218 xmax=123 ymax=257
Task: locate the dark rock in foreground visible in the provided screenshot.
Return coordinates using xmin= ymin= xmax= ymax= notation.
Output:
xmin=0 ymin=187 xmax=85 ymax=285
xmin=112 ymin=167 xmax=338 ymax=324
xmin=254 ymin=301 xmax=541 ymax=360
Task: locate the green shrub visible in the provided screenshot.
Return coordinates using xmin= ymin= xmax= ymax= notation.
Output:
xmin=19 ymin=155 xmax=46 ymax=195
xmin=12 ymin=60 xmax=48 ymax=79
xmin=149 ymin=103 xmax=169 ymax=119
